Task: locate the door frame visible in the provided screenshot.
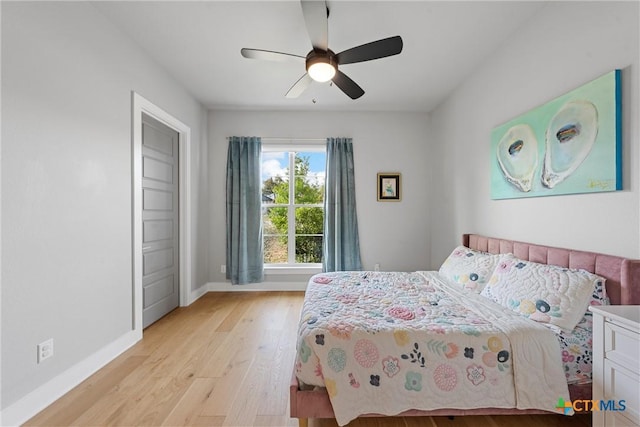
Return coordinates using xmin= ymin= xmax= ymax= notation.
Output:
xmin=131 ymin=92 xmax=191 ymax=334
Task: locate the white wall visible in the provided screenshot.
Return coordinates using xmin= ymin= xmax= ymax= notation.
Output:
xmin=1 ymin=2 xmax=209 ymax=421
xmin=208 ymin=110 xmax=432 ymax=285
xmin=430 ymin=1 xmax=640 ymax=264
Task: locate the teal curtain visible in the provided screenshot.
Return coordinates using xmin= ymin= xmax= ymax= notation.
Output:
xmin=226 ymin=136 xmax=264 ymax=284
xmin=323 ymin=137 xmax=362 ymax=272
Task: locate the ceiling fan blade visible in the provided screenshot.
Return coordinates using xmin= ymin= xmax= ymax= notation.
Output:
xmin=241 ymin=48 xmax=305 ymax=63
xmin=336 ymin=35 xmax=403 ymax=65
xmin=301 ymin=0 xmax=328 ymax=51
xmin=285 ymin=73 xmax=313 ymax=98
xmin=331 ymin=70 xmax=365 ymax=100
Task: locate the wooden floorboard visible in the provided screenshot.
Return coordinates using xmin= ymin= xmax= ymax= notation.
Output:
xmin=25 ymin=291 xmax=592 ymax=427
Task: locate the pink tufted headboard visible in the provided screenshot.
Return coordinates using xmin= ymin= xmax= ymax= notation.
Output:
xmin=463 ymin=234 xmax=640 ymax=306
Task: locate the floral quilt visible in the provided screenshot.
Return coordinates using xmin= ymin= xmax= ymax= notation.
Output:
xmin=295 ymin=271 xmax=571 ymax=425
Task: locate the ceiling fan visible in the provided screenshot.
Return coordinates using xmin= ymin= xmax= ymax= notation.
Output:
xmin=240 ymin=0 xmax=403 ymax=100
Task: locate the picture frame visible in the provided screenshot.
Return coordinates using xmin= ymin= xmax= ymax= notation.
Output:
xmin=490 ymin=69 xmax=622 ymax=199
xmin=377 ymin=173 xmax=401 ymax=201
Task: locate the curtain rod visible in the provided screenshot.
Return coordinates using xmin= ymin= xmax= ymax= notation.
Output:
xmin=225 ymin=137 xmax=325 ymax=142
xmin=263 ymin=137 xmax=325 ymax=142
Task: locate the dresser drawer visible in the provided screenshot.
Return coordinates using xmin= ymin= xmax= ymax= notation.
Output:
xmin=604 ymin=321 xmax=640 ymax=373
xmin=604 ymin=359 xmax=639 ymax=425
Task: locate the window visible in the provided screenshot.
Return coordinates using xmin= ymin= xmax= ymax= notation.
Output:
xmin=261 ymin=143 xmax=326 ymax=267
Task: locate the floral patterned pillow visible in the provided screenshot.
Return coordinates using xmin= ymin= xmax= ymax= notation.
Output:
xmin=438 ymin=246 xmax=503 ymax=293
xmin=480 ymin=255 xmax=603 ymax=331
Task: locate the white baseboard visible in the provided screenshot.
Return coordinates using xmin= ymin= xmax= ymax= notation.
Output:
xmin=1 ymin=330 xmax=141 ymax=427
xmin=189 ymin=283 xmax=210 ymax=304
xmin=205 ymin=281 xmax=308 ymax=292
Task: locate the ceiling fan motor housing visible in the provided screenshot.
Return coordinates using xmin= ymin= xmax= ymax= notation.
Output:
xmin=306 ymin=49 xmax=337 ymax=82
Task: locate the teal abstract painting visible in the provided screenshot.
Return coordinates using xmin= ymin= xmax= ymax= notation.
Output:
xmin=491 ymin=70 xmax=622 ymax=199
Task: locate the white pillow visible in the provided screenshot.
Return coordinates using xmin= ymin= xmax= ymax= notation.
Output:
xmin=480 ymin=254 xmax=602 ymax=331
xmin=438 ymin=246 xmax=502 ymax=293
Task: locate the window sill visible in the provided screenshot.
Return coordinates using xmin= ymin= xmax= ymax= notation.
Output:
xmin=264 ymin=265 xmax=322 ymax=275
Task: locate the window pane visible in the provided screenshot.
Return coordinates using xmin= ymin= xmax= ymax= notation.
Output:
xmin=262 ymin=151 xmax=289 ymax=204
xmin=262 ymin=207 xmax=288 ymax=235
xmin=264 ymin=235 xmax=288 ymax=263
xmin=295 ymin=207 xmax=323 ymax=234
xmin=295 ymin=206 xmax=323 ymax=263
xmin=294 ymin=177 xmax=324 ymax=204
xmin=295 ymin=152 xmax=325 ymax=204
xmin=262 ymin=148 xmax=325 ymax=265
xmin=295 ymin=236 xmax=323 ymax=263
xmin=263 ymin=206 xmax=288 ymax=264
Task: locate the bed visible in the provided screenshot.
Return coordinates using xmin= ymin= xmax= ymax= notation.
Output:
xmin=290 ymin=234 xmax=640 ymax=426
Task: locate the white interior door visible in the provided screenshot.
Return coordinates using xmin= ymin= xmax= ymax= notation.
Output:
xmin=141 ymin=113 xmax=180 ymax=328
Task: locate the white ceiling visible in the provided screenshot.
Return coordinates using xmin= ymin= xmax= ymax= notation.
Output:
xmin=93 ymin=1 xmax=547 ymax=112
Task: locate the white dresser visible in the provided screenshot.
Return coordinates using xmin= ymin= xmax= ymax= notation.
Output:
xmin=590 ymin=305 xmax=640 ymax=427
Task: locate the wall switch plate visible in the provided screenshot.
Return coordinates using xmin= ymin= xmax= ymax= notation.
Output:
xmin=37 ymin=338 xmax=54 ymax=363
xmin=221 ymin=265 xmax=226 ymax=274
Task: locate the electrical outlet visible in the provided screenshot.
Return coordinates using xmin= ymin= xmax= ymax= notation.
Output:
xmin=37 ymin=339 xmax=54 ymax=363
xmin=221 ymin=265 xmax=226 ymax=274
xmin=374 ymin=263 xmax=380 ymax=271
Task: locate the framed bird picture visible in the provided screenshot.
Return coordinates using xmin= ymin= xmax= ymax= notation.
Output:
xmin=377 ymin=173 xmax=401 ymax=202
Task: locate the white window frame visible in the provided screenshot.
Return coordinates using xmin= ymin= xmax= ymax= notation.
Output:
xmin=262 ymin=141 xmax=325 ymax=273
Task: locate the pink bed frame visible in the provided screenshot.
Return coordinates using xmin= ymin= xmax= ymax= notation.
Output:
xmin=290 ymin=234 xmax=640 ymax=426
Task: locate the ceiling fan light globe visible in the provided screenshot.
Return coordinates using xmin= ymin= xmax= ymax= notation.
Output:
xmin=308 ymin=62 xmax=336 ymax=82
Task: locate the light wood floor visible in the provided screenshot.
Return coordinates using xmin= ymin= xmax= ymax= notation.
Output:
xmin=26 ymin=292 xmax=592 ymax=427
